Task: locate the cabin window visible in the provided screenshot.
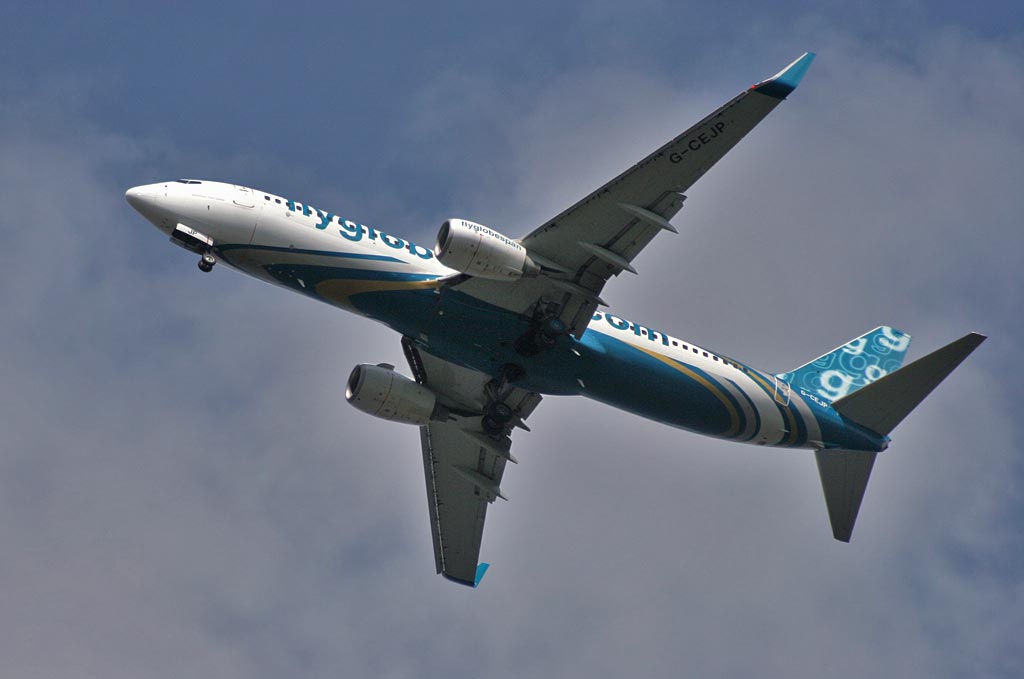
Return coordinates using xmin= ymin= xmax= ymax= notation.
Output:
xmin=702 ymin=351 xmax=708 ymax=357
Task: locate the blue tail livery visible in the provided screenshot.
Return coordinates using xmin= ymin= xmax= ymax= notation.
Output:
xmin=777 ymin=326 xmax=913 ymax=402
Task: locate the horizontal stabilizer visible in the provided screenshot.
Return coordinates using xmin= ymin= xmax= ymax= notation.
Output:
xmin=832 ymin=332 xmax=986 ymax=437
xmin=816 ymin=449 xmax=877 ymax=542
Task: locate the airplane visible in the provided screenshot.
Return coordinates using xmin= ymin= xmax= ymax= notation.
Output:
xmin=126 ymin=53 xmax=985 ymax=587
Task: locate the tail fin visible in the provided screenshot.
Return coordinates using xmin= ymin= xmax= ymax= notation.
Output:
xmin=817 ymin=332 xmax=986 ymax=542
xmin=778 ymin=326 xmax=912 ymax=402
xmin=832 ymin=332 xmax=987 ymax=437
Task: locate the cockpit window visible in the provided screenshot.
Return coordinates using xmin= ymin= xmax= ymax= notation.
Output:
xmin=176 ymin=179 xmax=203 ymax=184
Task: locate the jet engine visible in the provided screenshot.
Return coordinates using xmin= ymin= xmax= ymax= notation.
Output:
xmin=345 ymin=364 xmax=449 ymax=425
xmin=434 ymin=219 xmax=541 ymax=280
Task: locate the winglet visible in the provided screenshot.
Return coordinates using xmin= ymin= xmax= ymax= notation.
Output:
xmin=751 ymin=52 xmax=816 ymax=100
xmin=441 ymin=562 xmax=492 ymax=588
xmin=473 ymin=563 xmax=490 ymax=587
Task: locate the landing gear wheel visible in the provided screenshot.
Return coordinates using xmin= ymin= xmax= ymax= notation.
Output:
xmin=482 ymin=402 xmax=514 ymax=435
xmin=198 ymin=253 xmax=216 ymax=272
xmin=514 ymin=314 xmax=569 ymax=356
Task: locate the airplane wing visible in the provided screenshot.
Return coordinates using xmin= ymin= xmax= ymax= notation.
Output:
xmin=403 ymin=337 xmax=542 ymax=586
xmin=451 ymin=52 xmax=816 ymax=335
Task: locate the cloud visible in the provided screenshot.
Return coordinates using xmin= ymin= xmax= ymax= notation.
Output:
xmin=1 ymin=13 xmax=1021 ymax=679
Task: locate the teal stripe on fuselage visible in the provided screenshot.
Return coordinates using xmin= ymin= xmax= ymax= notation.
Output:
xmin=216 ymin=243 xmax=408 ymax=263
xmin=672 ymin=356 xmax=748 ymax=439
xmin=738 ymin=367 xmax=802 ymax=447
xmin=263 ymin=264 xmax=437 ymax=282
xmin=574 ymin=330 xmax=737 ymax=438
xmin=789 ymin=398 xmax=808 ymax=447
xmin=235 ymin=273 xmax=885 ymax=451
xmin=725 ymin=377 xmax=762 ymax=443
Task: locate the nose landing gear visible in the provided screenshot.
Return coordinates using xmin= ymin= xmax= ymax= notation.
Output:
xmin=198 ymin=252 xmax=216 ymax=273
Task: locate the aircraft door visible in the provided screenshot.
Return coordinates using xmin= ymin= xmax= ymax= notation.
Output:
xmin=773 ymin=376 xmax=791 ymax=405
xmin=233 ymin=185 xmax=261 ymax=243
xmin=233 ymin=185 xmax=256 ymax=207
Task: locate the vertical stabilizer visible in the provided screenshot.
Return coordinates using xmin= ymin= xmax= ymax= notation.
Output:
xmin=816 ymin=449 xmax=877 ymax=542
xmin=778 ymin=326 xmax=912 ymax=402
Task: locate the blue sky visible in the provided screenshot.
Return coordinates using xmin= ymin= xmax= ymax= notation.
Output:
xmin=2 ymin=2 xmax=1022 ymax=677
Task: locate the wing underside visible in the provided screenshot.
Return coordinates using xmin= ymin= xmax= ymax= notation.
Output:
xmin=405 ymin=338 xmax=541 ymax=586
xmin=419 ymin=422 xmax=504 ymax=585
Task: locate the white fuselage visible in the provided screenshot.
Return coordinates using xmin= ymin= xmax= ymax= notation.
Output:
xmin=126 ymin=179 xmax=884 ymax=452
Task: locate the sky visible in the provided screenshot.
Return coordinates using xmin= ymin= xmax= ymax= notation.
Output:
xmin=2 ymin=2 xmax=1022 ymax=677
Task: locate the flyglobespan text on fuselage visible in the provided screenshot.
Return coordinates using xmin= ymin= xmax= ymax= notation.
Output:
xmin=282 ymin=196 xmax=436 ymax=259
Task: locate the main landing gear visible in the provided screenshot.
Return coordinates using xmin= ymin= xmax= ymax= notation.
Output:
xmin=514 ymin=314 xmax=569 ymax=356
xmin=481 ymin=402 xmax=514 ymax=435
xmin=481 ymin=363 xmax=526 ymax=435
xmin=198 ymin=252 xmax=216 ymax=273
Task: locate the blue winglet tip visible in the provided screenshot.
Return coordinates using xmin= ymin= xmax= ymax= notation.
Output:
xmin=473 ymin=563 xmax=490 ymax=588
xmin=752 ymin=52 xmax=816 ymax=99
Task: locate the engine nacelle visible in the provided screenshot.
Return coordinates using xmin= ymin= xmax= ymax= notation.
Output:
xmin=345 ymin=364 xmax=447 ymax=425
xmin=434 ymin=219 xmax=540 ymax=280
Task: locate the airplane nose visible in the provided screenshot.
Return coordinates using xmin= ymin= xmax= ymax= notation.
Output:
xmin=125 ymin=185 xmax=155 ymax=211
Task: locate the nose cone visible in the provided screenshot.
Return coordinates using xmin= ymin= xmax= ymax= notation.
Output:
xmin=125 ymin=184 xmax=156 ymax=212
xmin=125 ymin=183 xmax=172 ymax=231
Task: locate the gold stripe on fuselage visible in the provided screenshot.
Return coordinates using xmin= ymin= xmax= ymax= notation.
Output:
xmin=316 ymin=278 xmax=440 ymax=311
xmin=629 ymin=343 xmax=742 ymax=438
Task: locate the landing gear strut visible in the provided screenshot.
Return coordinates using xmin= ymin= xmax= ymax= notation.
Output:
xmin=482 ymin=402 xmax=514 ymax=435
xmin=514 ymin=315 xmax=569 ymax=356
xmin=198 ymin=252 xmax=216 ymax=273
xmin=480 ymin=364 xmax=526 ymax=435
